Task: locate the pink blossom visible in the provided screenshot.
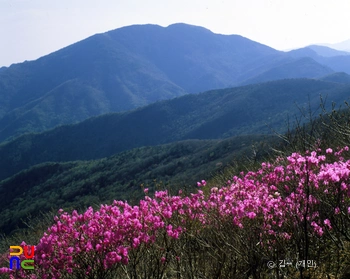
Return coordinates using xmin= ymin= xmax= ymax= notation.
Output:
xmin=323 ymin=219 xmax=332 ymax=229
xmin=247 ymin=212 xmax=256 ymax=219
xmin=9 ymin=146 xmax=349 ymax=278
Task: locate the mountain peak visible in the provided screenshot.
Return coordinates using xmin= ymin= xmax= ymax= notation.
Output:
xmin=166 ymin=23 xmax=213 ymax=33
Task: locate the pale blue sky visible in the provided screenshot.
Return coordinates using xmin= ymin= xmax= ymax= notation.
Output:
xmin=1 ymin=0 xmax=349 ymax=67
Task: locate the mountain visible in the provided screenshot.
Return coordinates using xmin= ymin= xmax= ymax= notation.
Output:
xmin=0 ymin=78 xmax=349 ymax=182
xmin=320 ymin=39 xmax=350 ymax=52
xmin=319 ymin=72 xmax=350 ymax=84
xmin=240 ymin=57 xmax=333 ymax=85
xmin=308 ymin=45 xmax=350 ymax=57
xmin=0 ymin=23 xmax=335 ymax=142
xmin=0 ymin=27 xmax=187 ymax=142
xmin=288 ymin=46 xmax=350 ymax=75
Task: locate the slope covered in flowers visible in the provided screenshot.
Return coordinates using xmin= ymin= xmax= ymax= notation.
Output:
xmin=1 ymin=147 xmax=350 ymax=278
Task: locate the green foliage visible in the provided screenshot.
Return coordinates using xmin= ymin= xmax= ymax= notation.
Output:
xmin=0 ymin=135 xmax=274 ymax=235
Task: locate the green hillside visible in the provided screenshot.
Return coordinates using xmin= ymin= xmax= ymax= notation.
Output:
xmin=0 ymin=134 xmax=276 ymax=235
xmin=0 ymin=78 xmax=348 ymax=181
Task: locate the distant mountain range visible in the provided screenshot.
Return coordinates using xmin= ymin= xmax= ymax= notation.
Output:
xmin=239 ymin=57 xmax=332 ymax=85
xmin=288 ymin=46 xmax=350 ymax=75
xmin=320 ymin=39 xmax=350 ymax=52
xmin=308 ymin=45 xmax=350 ymax=57
xmin=2 ymin=23 xmax=349 ymax=142
xmin=1 ymin=78 xmax=349 ymax=182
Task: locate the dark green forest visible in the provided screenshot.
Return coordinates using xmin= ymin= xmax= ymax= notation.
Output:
xmin=0 ymin=134 xmax=276 ymax=235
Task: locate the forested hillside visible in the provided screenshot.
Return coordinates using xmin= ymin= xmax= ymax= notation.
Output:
xmin=0 ymin=134 xmax=275 ymax=235
xmin=0 ymin=78 xmax=348 ymax=181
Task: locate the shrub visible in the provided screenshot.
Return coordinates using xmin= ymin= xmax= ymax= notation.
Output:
xmin=1 ymin=147 xmax=350 ymax=278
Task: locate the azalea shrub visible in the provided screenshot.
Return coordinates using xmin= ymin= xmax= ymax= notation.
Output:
xmin=1 ymin=147 xmax=350 ymax=278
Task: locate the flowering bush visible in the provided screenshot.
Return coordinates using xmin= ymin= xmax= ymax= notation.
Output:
xmin=1 ymin=147 xmax=350 ymax=278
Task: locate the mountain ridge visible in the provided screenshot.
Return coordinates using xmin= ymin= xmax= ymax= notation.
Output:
xmin=0 ymin=23 xmax=338 ymax=142
xmin=319 ymin=39 xmax=350 ymax=52
xmin=0 ymin=78 xmax=349 ymax=182
xmin=288 ymin=46 xmax=350 ymax=75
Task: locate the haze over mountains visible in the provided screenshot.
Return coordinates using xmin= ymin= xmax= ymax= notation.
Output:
xmin=1 ymin=23 xmax=349 ymax=142
xmin=288 ymin=46 xmax=350 ymax=75
xmin=320 ymin=39 xmax=350 ymax=52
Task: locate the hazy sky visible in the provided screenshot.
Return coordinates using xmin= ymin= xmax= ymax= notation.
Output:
xmin=1 ymin=0 xmax=349 ymax=67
